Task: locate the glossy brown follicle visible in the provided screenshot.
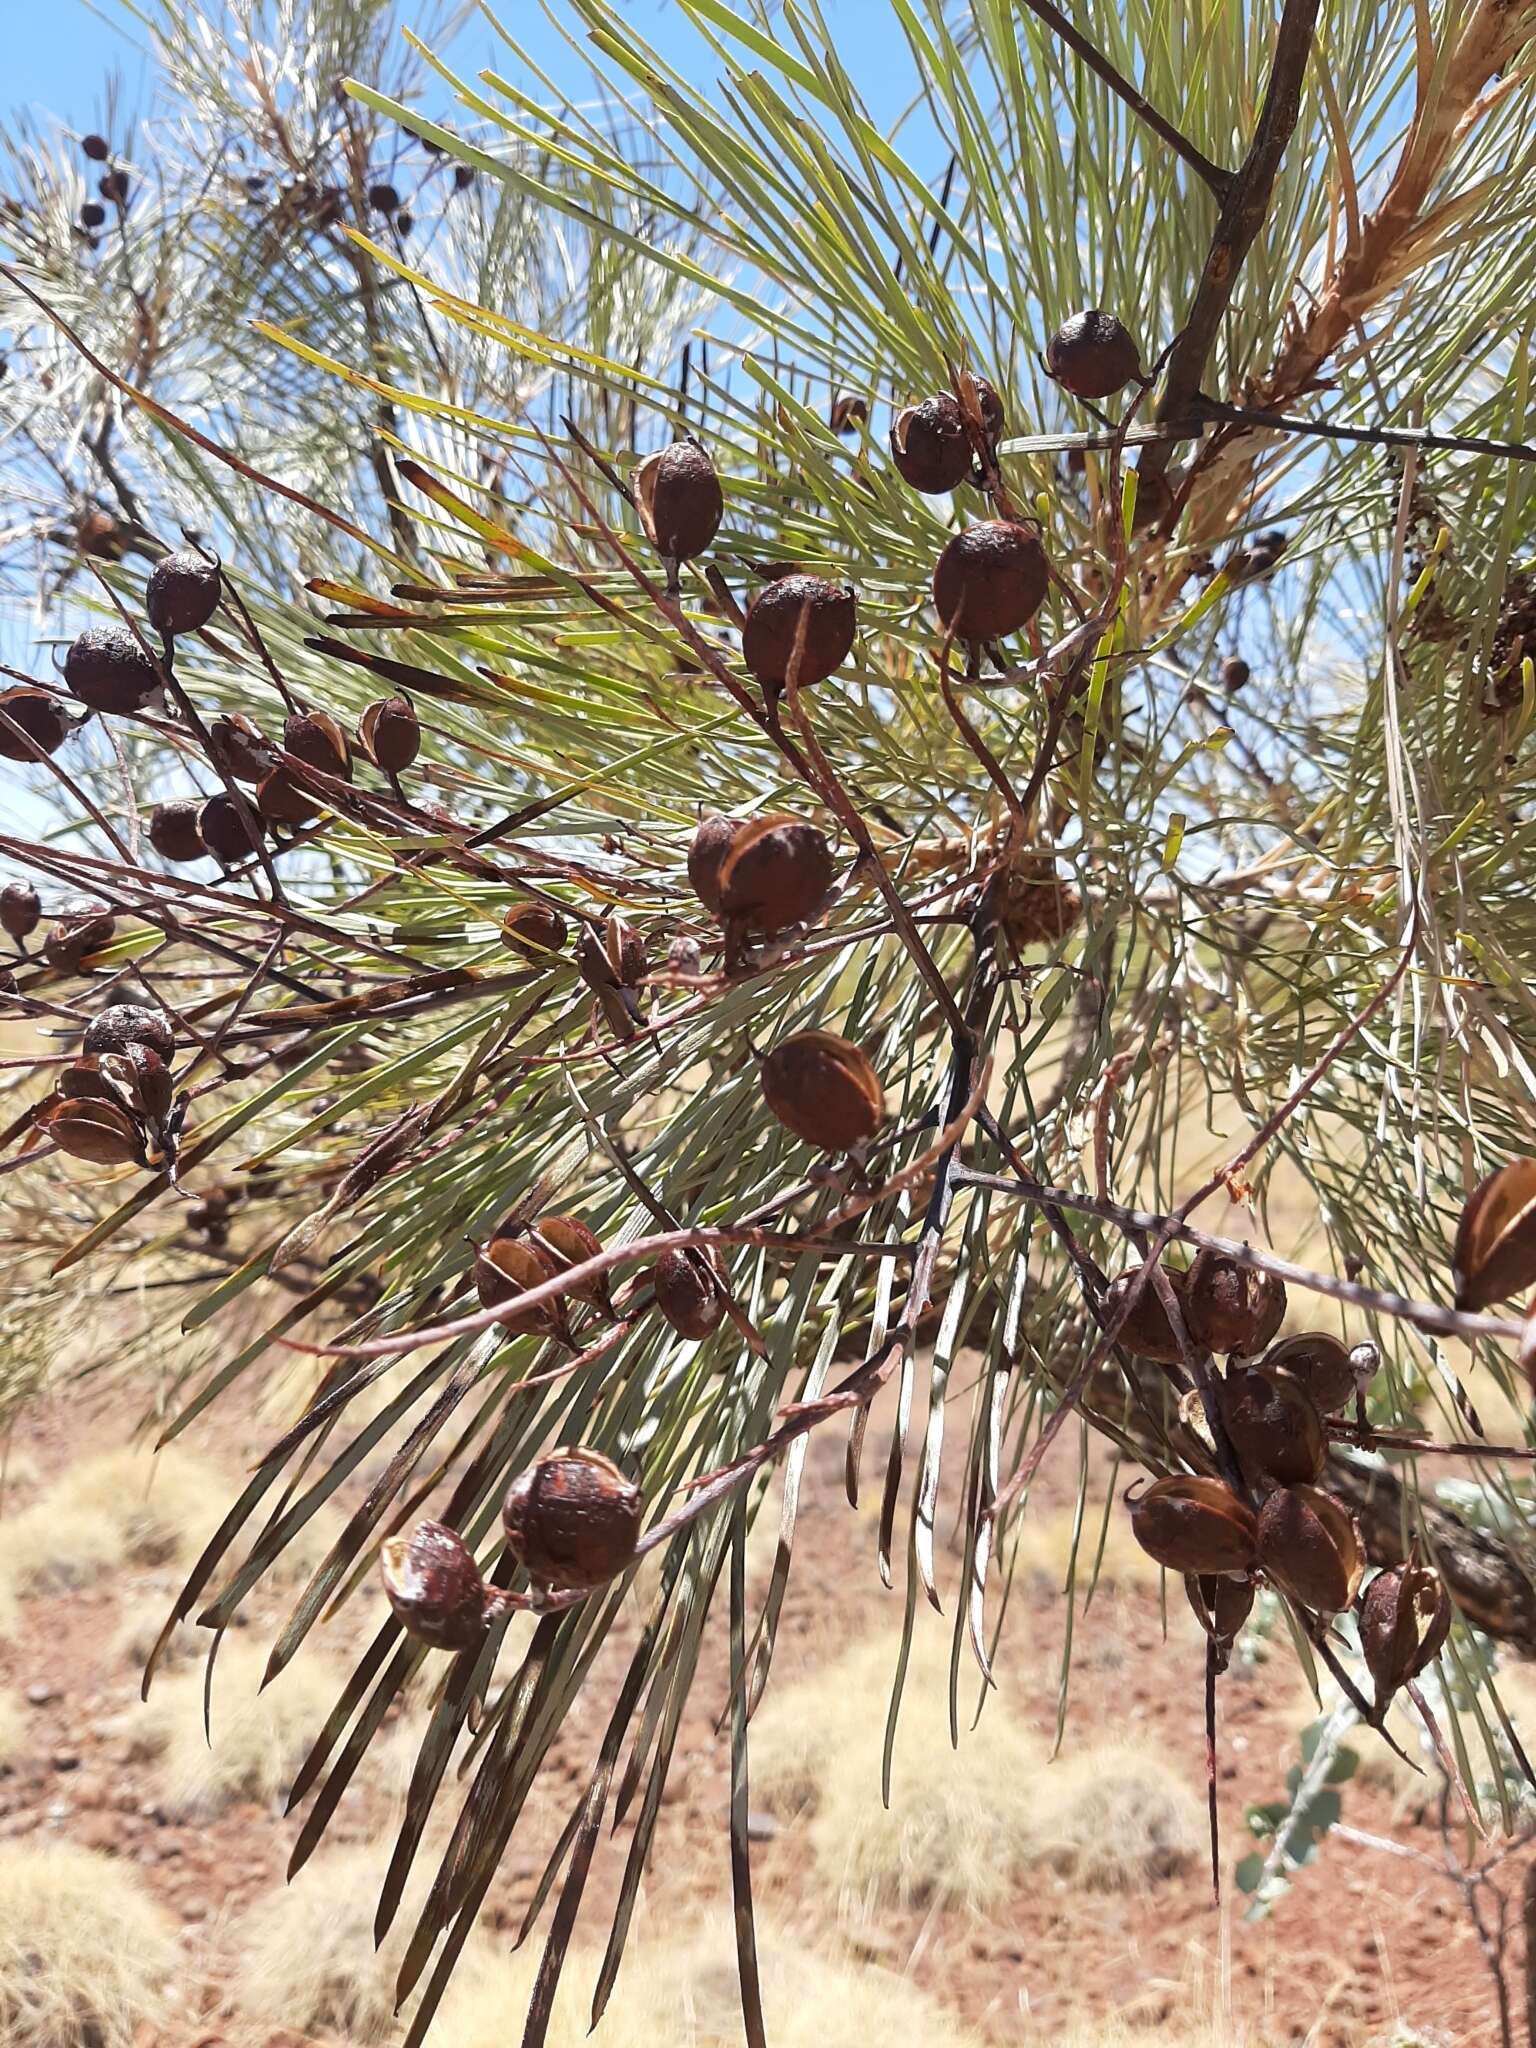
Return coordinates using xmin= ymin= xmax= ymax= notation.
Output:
xmin=741 ymin=574 xmax=857 ymax=692
xmin=1129 ymin=1476 xmax=1258 ymax=1576
xmin=149 ymin=800 xmax=207 ymax=864
xmin=1045 ymin=309 xmax=1143 ymax=399
xmin=502 ymin=1448 xmax=643 ymax=1589
xmin=1216 ymin=1364 xmax=1325 ymax=1489
xmin=1256 ymin=1486 xmax=1363 ymax=1614
xmin=82 ymin=1003 xmax=176 ymax=1064
xmin=0 ymin=687 xmax=73 ymax=761
xmin=1359 ymin=1563 xmax=1452 ymax=1702
xmin=653 ymin=1245 xmax=727 ymax=1340
xmin=1104 ymin=1262 xmax=1190 ymax=1364
xmin=284 ymin=710 xmax=352 ymax=782
xmin=1184 ymin=1246 xmax=1286 ymax=1357
xmin=717 ymin=816 xmax=835 ymax=935
xmin=381 ymin=1520 xmax=490 ymax=1651
xmin=500 ymin=902 xmax=569 ymax=960
xmin=145 ymin=549 xmax=222 ymax=638
xmin=760 ymin=1030 xmax=884 ymax=1151
xmin=43 ymin=904 xmax=116 ymax=971
xmin=687 ymin=813 xmax=740 ymax=916
xmin=473 ymin=1235 xmax=563 ymax=1338
xmin=0 ymin=883 xmax=41 ymax=940
xmin=633 ymin=438 xmax=723 ymax=562
xmin=1259 ymin=1332 xmax=1356 ymax=1414
xmin=358 ymin=695 xmax=421 ymax=774
xmin=199 ymin=794 xmax=266 ymax=864
xmin=889 ymin=394 xmax=971 ymax=494
xmin=63 ymin=624 xmax=162 ymax=715
xmin=932 ymin=521 xmax=1047 ymax=640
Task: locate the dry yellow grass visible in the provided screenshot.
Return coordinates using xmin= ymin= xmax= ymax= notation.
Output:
xmin=1011 ymin=1503 xmax=1161 ymax=1594
xmin=0 ymin=1841 xmax=178 ymax=2048
xmin=1028 ymin=1741 xmax=1203 ymax=1890
xmin=230 ymin=1845 xmax=418 ymax=2043
xmin=0 ymin=1690 xmax=23 ymax=1773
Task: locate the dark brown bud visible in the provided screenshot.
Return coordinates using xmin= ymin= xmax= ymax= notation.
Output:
xmin=932 ymin=521 xmax=1047 ymax=640
xmin=284 ymin=709 xmax=352 ymax=781
xmin=1104 ymin=1262 xmax=1189 ymax=1364
xmin=0 ymin=687 xmax=72 ymax=761
xmin=529 ymin=1214 xmax=611 ymax=1312
xmin=63 ymin=623 xmax=161 ymax=714
xmin=98 ymin=169 xmax=129 ymax=205
xmin=653 ymin=1245 xmax=726 ymax=1340
xmin=358 ymin=694 xmax=420 ymax=774
xmin=1217 ymin=1365 xmax=1325 ymax=1489
xmin=1452 ymin=1158 xmax=1536 ymax=1311
xmin=997 ymin=855 xmax=1080 ymax=948
xmin=687 ymin=813 xmax=740 ymax=916
xmin=381 ymin=1519 xmax=489 ymax=1651
xmin=1220 ymin=656 xmax=1251 ymax=691
xmin=395 ymin=210 xmax=414 ymax=237
xmin=0 ymin=882 xmax=41 ymax=940
xmin=633 ymin=438 xmax=724 ymax=561
xmin=82 ymin=133 xmax=110 ymax=161
xmin=741 ymin=574 xmax=857 ymax=692
xmin=889 ymin=393 xmax=971 ymax=494
xmin=473 ymin=1235 xmax=563 ymax=1338
xmin=1129 ymin=1475 xmax=1257 ymax=1575
xmin=148 ymin=799 xmax=206 ymax=864
xmin=718 ymin=816 xmax=835 ymax=934
xmin=80 ymin=201 xmax=106 ymax=230
xmin=1261 ymin=1333 xmax=1356 ymax=1415
xmin=500 ymin=901 xmax=569 ymax=960
xmin=1360 ymin=1563 xmax=1452 ymax=1704
xmin=501 ymin=1447 xmax=643 ymax=1589
xmin=367 ymin=181 xmax=399 ymax=213
xmin=145 ymin=549 xmax=221 ymax=638
xmin=206 ymin=713 xmax=273 ymax=784
xmin=830 ymin=390 xmax=868 ymax=434
xmin=256 ymin=765 xmax=321 ymax=826
xmin=1184 ymin=1245 xmax=1286 ymax=1357
xmin=964 ymin=374 xmax=1006 ymax=446
xmin=39 ymin=1095 xmax=141 ymax=1167
xmin=1045 ymin=309 xmax=1143 ymax=399
xmin=198 ymin=794 xmax=266 ymax=864
xmin=1256 ymin=1486 xmax=1363 ymax=1614
xmin=83 ymin=1003 xmax=175 ymax=1064
xmin=760 ymin=1030 xmax=884 ymax=1151
xmin=1186 ymin=1572 xmax=1256 ymax=1662
xmin=454 ymin=163 xmax=475 ymax=191
xmin=43 ymin=903 xmax=116 ymax=971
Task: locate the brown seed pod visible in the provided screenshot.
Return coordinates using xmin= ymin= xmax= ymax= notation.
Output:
xmin=380 ymin=1519 xmax=489 ymax=1652
xmin=206 ymin=713 xmax=273 ymax=784
xmin=1130 ymin=469 xmax=1175 ymax=535
xmin=1452 ymin=1158 xmax=1536 ymax=1311
xmin=1045 ymin=309 xmax=1143 ymax=399
xmin=501 ymin=1447 xmax=643 ymax=1589
xmin=717 ymin=815 xmax=835 ymax=934
xmin=607 ymin=915 xmax=647 ymax=987
xmin=198 ymin=794 xmax=266 ymax=864
xmin=82 ymin=133 xmax=110 ymax=161
xmin=83 ymin=1003 xmax=175 ymax=1064
xmin=368 ymin=180 xmax=399 ymax=213
xmin=256 ymin=765 xmax=321 ymax=826
xmin=58 ymin=1058 xmax=116 ymax=1104
xmin=889 ymin=394 xmax=971 ymax=494
xmin=1256 ymin=1486 xmax=1363 ymax=1613
xmin=1185 ymin=1246 xmax=1286 ymax=1357
xmin=99 ymin=169 xmax=129 ymax=206
xmin=0 ymin=686 xmax=72 ymax=761
xmin=963 ymin=373 xmax=1006 ymax=446
xmin=1360 ymin=1563 xmax=1452 ymax=1702
xmin=500 ymin=901 xmax=569 ymax=961
xmin=1185 ymin=1572 xmax=1256 ymax=1658
xmin=1217 ymin=1364 xmax=1325 ymax=1489
xmin=94 ymin=1043 xmax=172 ymax=1125
xmin=530 ymin=1214 xmax=611 ymax=1313
xmin=145 ymin=549 xmax=221 ymax=638
xmin=932 ymin=521 xmax=1047 ymax=640
xmin=1220 ymin=656 xmax=1251 ymax=692
xmin=1104 ymin=1262 xmax=1190 ymax=1364
xmin=633 ymin=438 xmax=724 ymax=562
xmin=80 ymin=201 xmax=106 ymax=230
xmin=1261 ymin=1332 xmax=1356 ymax=1415
xmin=39 ymin=1096 xmax=141 ymax=1167
xmin=358 ymin=694 xmax=421 ymax=774
xmin=0 ymin=882 xmax=41 ymax=940
xmin=149 ymin=799 xmax=207 ymax=864
xmin=284 ymin=709 xmax=352 ymax=781
xmin=687 ymin=813 xmax=740 ymax=916
xmin=996 ymin=854 xmax=1080 ymax=948
xmin=43 ymin=903 xmax=116 ymax=971
xmin=760 ymin=1030 xmax=884 ymax=1151
xmin=830 ymin=390 xmax=868 ymax=435
xmin=473 ymin=1235 xmax=562 ymax=1338
xmin=653 ymin=1245 xmax=726 ymax=1340
xmin=63 ymin=623 xmax=161 ymax=714
xmin=1129 ymin=1476 xmax=1258 ymax=1576
xmin=741 ymin=574 xmax=857 ymax=692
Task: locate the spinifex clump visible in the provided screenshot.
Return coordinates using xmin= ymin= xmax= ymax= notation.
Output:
xmin=502 ymin=1448 xmax=643 ymax=1589
xmin=741 ymin=573 xmax=856 ymax=692
xmin=933 ymin=521 xmax=1047 ymax=640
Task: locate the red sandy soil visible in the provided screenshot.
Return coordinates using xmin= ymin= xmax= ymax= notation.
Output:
xmin=0 ymin=1366 xmax=1524 ymax=2048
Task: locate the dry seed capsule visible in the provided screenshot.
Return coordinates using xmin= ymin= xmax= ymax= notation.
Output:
xmin=1130 ymin=468 xmax=1175 ymax=535
xmin=760 ymin=1030 xmax=884 ymax=1151
xmin=473 ymin=1235 xmax=561 ymax=1338
xmin=933 ymin=521 xmax=1047 ymax=640
xmin=717 ymin=816 xmax=834 ymax=934
xmin=63 ymin=623 xmax=161 ymax=715
xmin=1104 ymin=1262 xmax=1189 ymax=1364
xmin=1185 ymin=1246 xmax=1286 ymax=1357
xmin=198 ymin=794 xmax=266 ymax=864
xmin=1217 ymin=1364 xmax=1325 ymax=1490
xmin=997 ymin=855 xmax=1080 ymax=948
xmin=43 ymin=903 xmax=116 ymax=971
xmin=83 ymin=1003 xmax=175 ymax=1064
xmin=1129 ymin=1475 xmax=1258 ymax=1576
xmin=206 ymin=713 xmax=272 ymax=784
xmin=1045 ymin=310 xmax=1143 ymax=399
xmin=502 ymin=1447 xmax=643 ymax=1589
xmin=500 ymin=901 xmax=568 ymax=961
xmin=633 ymin=438 xmax=723 ymax=562
xmin=830 ymin=390 xmax=868 ymax=434
xmin=110 ymin=1042 xmax=173 ymax=1124
xmin=256 ymin=764 xmax=321 ymax=826
xmin=1256 ymin=1486 xmax=1363 ymax=1614
xmin=687 ymin=813 xmax=740 ymax=917
xmin=1452 ymin=1158 xmax=1536 ymax=1310
xmin=99 ymin=169 xmax=129 ymax=206
xmin=741 ymin=575 xmax=856 ymax=692
xmin=889 ymin=394 xmax=970 ymax=495
xmin=1261 ymin=1332 xmax=1356 ymax=1415
xmin=653 ymin=1245 xmax=726 ymax=1340
xmin=530 ymin=1214 xmax=611 ymax=1313
xmin=0 ymin=686 xmax=72 ymax=761
xmin=1186 ymin=1571 xmax=1256 ymax=1652
xmin=149 ymin=799 xmax=207 ymax=864
xmin=82 ymin=133 xmax=110 ymax=161
xmin=79 ymin=201 xmax=106 ymax=229
xmin=358 ymin=694 xmax=420 ymax=774
xmin=40 ymin=1096 xmax=141 ymax=1166
xmin=145 ymin=549 xmax=221 ymax=638
xmin=0 ymin=883 xmax=41 ymax=940
xmin=1220 ymin=656 xmax=1251 ymax=692
xmin=381 ymin=1520 xmax=489 ymax=1652
xmin=1359 ymin=1563 xmax=1452 ymax=1703
xmin=284 ymin=709 xmax=352 ymax=782
xmin=368 ymin=180 xmax=399 ymax=213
